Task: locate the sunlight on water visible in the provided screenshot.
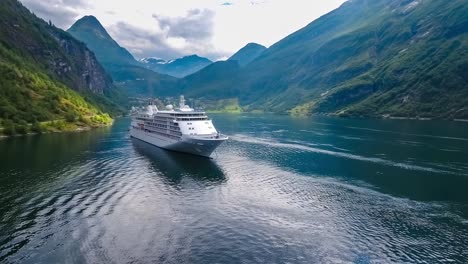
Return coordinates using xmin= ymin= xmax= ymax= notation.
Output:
xmin=0 ymin=115 xmax=467 ymax=263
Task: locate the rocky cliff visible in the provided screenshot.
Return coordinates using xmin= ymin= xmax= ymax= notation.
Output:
xmin=0 ymin=0 xmax=112 ymax=94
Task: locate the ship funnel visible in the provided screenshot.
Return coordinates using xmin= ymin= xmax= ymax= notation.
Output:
xmin=180 ymin=95 xmax=186 ymax=108
xmin=178 ymin=95 xmax=193 ymax=112
xmin=146 ymin=105 xmax=154 ymax=115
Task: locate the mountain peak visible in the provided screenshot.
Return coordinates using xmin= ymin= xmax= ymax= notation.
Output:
xmin=182 ymin=54 xmax=202 ymax=59
xmin=77 ymin=15 xmax=100 ymax=23
xmin=179 ymin=55 xmax=212 ymax=62
xmin=68 ymin=15 xmax=110 ymax=38
xmin=68 ymin=16 xmax=136 ymax=66
xmin=245 ymin=42 xmax=266 ymax=49
xmin=228 ymin=42 xmax=267 ymax=67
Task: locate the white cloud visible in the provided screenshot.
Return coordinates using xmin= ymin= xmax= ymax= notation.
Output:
xmin=20 ymin=0 xmax=347 ymax=60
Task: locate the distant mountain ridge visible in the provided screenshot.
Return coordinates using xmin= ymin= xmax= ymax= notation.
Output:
xmin=180 ymin=0 xmax=468 ymax=119
xmin=228 ymin=43 xmax=266 ymax=67
xmin=67 ymin=16 xmax=178 ymax=96
xmin=61 ymin=0 xmax=467 ymax=119
xmin=140 ymin=55 xmax=212 ymax=78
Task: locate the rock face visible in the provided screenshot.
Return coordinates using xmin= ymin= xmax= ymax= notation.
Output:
xmin=48 ymin=31 xmax=113 ymax=94
xmin=0 ymin=0 xmax=113 ymax=94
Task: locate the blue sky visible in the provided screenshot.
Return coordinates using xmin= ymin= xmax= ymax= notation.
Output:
xmin=20 ymin=0 xmax=346 ymax=60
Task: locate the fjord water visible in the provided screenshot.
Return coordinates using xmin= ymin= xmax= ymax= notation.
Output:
xmin=1 ymin=115 xmax=468 ymax=263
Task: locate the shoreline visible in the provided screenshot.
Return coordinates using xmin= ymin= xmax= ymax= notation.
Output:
xmin=0 ymin=122 xmax=113 ymax=139
xmin=208 ymin=110 xmax=468 ymax=122
xmin=382 ymin=116 xmax=468 ymax=122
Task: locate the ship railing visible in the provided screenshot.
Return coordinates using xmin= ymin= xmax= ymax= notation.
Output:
xmin=189 ymin=133 xmax=228 ymax=140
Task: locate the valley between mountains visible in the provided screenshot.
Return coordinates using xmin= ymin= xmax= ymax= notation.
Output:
xmin=1 ymin=0 xmax=467 ymax=136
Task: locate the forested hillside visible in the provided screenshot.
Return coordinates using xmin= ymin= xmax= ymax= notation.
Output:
xmin=0 ymin=0 xmax=123 ymax=135
xmin=181 ymin=0 xmax=468 ymax=119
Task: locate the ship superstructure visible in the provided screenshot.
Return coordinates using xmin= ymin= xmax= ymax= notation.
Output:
xmin=130 ymin=96 xmax=228 ymax=157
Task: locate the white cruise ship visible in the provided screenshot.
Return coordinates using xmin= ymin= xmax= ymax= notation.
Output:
xmin=130 ymin=96 xmax=228 ymax=157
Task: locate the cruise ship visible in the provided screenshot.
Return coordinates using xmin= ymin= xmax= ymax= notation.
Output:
xmin=130 ymin=96 xmax=228 ymax=157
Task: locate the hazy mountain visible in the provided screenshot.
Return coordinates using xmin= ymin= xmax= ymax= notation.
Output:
xmin=179 ymin=60 xmax=240 ymax=99
xmin=228 ymin=43 xmax=267 ymax=67
xmin=141 ymin=55 xmax=212 ymax=78
xmin=140 ymin=57 xmax=166 ymax=65
xmin=68 ymin=16 xmax=178 ymax=96
xmin=0 ymin=0 xmax=123 ymax=134
xmin=183 ymin=0 xmax=468 ymax=119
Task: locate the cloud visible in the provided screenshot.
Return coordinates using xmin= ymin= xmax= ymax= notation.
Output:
xmin=107 ymin=19 xmax=229 ymax=61
xmin=106 ymin=8 xmax=228 ymax=60
xmin=21 ymin=0 xmax=229 ymax=60
xmin=20 ymin=0 xmax=88 ymax=28
xmin=20 ymin=0 xmax=347 ymax=61
xmin=108 ymin=22 xmax=180 ymax=59
xmin=153 ymin=9 xmax=214 ymax=42
xmin=250 ymin=0 xmax=268 ymax=6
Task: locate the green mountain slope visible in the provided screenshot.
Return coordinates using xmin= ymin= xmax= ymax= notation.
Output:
xmin=68 ymin=16 xmax=137 ymax=67
xmin=228 ymin=43 xmax=266 ymax=67
xmin=0 ymin=0 xmax=121 ymax=135
xmin=184 ymin=0 xmax=468 ymax=119
xmin=179 ymin=60 xmax=240 ymax=98
xmin=68 ymin=16 xmax=178 ymax=97
xmin=108 ymin=64 xmax=179 ymax=97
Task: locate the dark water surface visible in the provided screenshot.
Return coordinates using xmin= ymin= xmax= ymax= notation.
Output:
xmin=1 ymin=115 xmax=468 ymax=263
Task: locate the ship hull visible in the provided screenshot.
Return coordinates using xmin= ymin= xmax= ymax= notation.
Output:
xmin=130 ymin=128 xmax=226 ymax=158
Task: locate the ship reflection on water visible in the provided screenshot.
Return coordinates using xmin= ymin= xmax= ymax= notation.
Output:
xmin=131 ymin=138 xmax=226 ymax=185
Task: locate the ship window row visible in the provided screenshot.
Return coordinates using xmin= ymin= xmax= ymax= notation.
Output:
xmin=146 ymin=123 xmax=168 ymax=129
xmin=148 ymin=130 xmax=181 ymax=140
xmin=177 ymin=117 xmax=209 ymax=121
xmin=146 ymin=126 xmax=181 ymax=134
xmin=168 ymin=113 xmax=205 ymax=117
xmin=152 ymin=117 xmax=173 ymax=122
xmin=146 ymin=122 xmax=180 ymax=129
xmin=144 ymin=128 xmax=182 ymax=138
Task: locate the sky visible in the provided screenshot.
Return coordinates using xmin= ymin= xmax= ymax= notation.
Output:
xmin=20 ymin=0 xmax=346 ymax=61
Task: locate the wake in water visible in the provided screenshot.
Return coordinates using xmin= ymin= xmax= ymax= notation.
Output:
xmin=229 ymin=134 xmax=467 ymax=176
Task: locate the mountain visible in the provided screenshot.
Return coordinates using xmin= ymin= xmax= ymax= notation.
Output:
xmin=108 ymin=64 xmax=179 ymax=97
xmin=228 ymin=43 xmax=267 ymax=67
xmin=68 ymin=16 xmax=178 ymax=97
xmin=180 ymin=60 xmax=240 ymax=98
xmin=0 ymin=0 xmax=122 ymax=135
xmin=183 ymin=0 xmax=468 ymax=119
xmin=141 ymin=55 xmax=212 ymax=78
xmin=176 ymin=60 xmax=241 ymax=112
xmin=68 ymin=16 xmax=136 ymax=67
xmin=140 ymin=57 xmax=166 ymax=65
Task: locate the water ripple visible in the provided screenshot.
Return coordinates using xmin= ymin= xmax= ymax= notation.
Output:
xmin=1 ymin=117 xmax=467 ymax=263
xmin=230 ymin=134 xmax=466 ymax=176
